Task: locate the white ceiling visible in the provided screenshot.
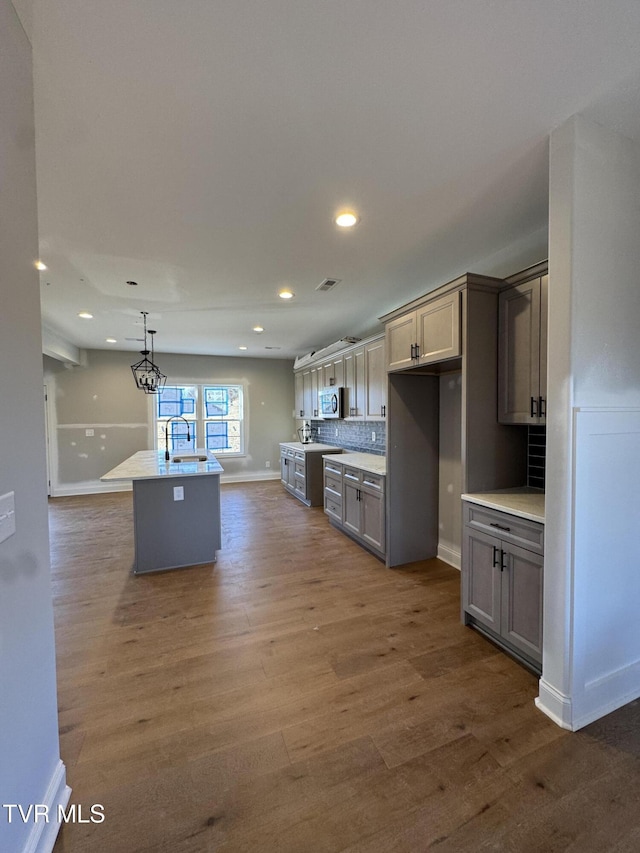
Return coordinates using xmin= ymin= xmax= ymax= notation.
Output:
xmin=17 ymin=0 xmax=640 ymax=359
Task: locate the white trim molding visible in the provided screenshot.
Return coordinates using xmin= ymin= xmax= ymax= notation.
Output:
xmin=437 ymin=542 xmax=461 ymax=570
xmin=21 ymin=760 xmax=70 ymax=853
xmin=535 ymin=679 xmax=574 ymax=730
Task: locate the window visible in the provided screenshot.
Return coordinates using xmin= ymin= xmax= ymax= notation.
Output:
xmin=155 ymin=384 xmax=244 ymax=456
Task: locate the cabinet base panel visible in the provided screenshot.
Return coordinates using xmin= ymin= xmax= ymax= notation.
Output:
xmin=327 ymin=519 xmax=385 ymax=562
xmin=282 ymin=484 xmax=313 ymax=506
xmin=464 ymin=615 xmax=541 ymax=676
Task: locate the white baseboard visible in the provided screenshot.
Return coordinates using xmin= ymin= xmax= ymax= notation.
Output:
xmin=22 ymin=760 xmax=71 ymax=853
xmin=52 ymin=481 xmax=131 ymax=497
xmin=535 ymin=679 xmax=574 ymax=730
xmin=437 ymin=542 xmax=461 ymax=570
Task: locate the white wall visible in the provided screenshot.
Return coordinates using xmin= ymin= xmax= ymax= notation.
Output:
xmin=0 ymin=3 xmax=68 ymax=850
xmin=539 ymin=114 xmax=640 ymax=729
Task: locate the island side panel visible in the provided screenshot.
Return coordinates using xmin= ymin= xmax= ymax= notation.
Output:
xmin=132 ymin=474 xmax=221 ymax=573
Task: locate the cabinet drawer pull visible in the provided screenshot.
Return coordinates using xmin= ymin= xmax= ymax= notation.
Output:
xmin=490 ymin=522 xmax=511 ymax=532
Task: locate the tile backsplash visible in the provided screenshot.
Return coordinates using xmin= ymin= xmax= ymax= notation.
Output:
xmin=312 ymin=419 xmax=386 ymax=455
xmin=528 ymin=425 xmax=546 ymax=489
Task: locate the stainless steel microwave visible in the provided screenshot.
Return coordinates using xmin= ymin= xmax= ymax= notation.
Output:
xmin=318 ymin=387 xmax=345 ymax=419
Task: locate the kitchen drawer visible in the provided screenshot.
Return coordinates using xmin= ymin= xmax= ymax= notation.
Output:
xmin=294 ymin=461 xmax=306 ymax=478
xmin=294 ymin=472 xmax=306 ymax=498
xmin=361 ymin=472 xmax=384 ymax=494
xmin=294 ymin=451 xmax=305 ymax=463
xmin=464 ymin=502 xmax=543 ymax=555
xmin=324 ymin=491 xmax=342 ymax=522
xmin=343 ymin=466 xmax=362 ymax=483
xmin=324 ymin=471 xmax=342 ymax=494
xmin=324 ymin=459 xmax=343 ymax=477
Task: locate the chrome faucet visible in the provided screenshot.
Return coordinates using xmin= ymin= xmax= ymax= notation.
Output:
xmin=165 ymin=415 xmax=191 ymax=461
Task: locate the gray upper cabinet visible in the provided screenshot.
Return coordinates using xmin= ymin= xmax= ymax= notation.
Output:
xmin=293 ymin=333 xmax=385 ymax=423
xmin=344 ymin=346 xmax=366 ymax=419
xmin=386 ymin=312 xmax=417 ymax=371
xmin=498 ymin=273 xmax=548 ymax=424
xmin=385 ymin=290 xmax=461 ymax=372
xmin=364 ymin=338 xmax=386 ymax=419
xmin=294 ymin=372 xmax=304 ymax=419
xmin=416 ymin=291 xmax=461 ymax=365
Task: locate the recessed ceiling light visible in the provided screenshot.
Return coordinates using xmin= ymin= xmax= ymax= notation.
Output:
xmin=105 ymin=337 xmax=117 ymax=343
xmin=78 ymin=311 xmax=93 ymax=319
xmin=335 ymin=210 xmax=359 ymax=228
xmin=239 ymin=346 xmax=248 ymax=351
xmin=253 ymin=326 xmax=264 ymax=333
xmin=279 ymin=289 xmax=294 ymax=300
xmin=35 ymin=261 xmax=47 ymax=271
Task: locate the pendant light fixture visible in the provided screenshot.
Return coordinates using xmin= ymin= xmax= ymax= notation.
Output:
xmin=130 ymin=311 xmax=167 ymax=393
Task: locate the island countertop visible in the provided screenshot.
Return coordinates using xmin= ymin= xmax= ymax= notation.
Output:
xmin=102 ymin=449 xmax=224 ymax=482
xmin=461 ymin=487 xmax=545 ymax=524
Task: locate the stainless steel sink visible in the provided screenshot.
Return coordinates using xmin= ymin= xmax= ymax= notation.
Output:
xmin=171 ymin=454 xmax=208 ymax=463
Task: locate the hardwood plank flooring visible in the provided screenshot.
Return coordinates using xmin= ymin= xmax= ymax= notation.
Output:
xmin=50 ymin=482 xmax=640 ymax=852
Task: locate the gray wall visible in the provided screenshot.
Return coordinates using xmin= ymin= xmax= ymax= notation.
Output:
xmin=438 ymin=372 xmax=462 ymax=568
xmin=44 ymin=349 xmax=295 ymax=493
xmin=0 ymin=3 xmax=65 ymax=850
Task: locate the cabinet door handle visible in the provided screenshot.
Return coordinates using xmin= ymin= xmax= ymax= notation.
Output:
xmin=530 ymin=396 xmax=538 ymax=418
xmin=501 ymin=550 xmax=507 ymax=572
xmin=492 ymin=545 xmax=500 ymax=568
xmin=410 ymin=343 xmax=415 ymax=359
xmin=415 ymin=343 xmax=420 ymax=359
xmin=489 ymin=522 xmax=511 ymax=532
xmin=381 ymin=405 xmax=386 ymax=417
xmin=539 ymin=396 xmax=546 ymax=417
xmin=299 ymin=409 xmax=304 ymax=418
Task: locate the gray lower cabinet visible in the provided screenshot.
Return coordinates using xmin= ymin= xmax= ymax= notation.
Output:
xmin=281 ymin=445 xmax=341 ymax=506
xmin=462 ymin=501 xmax=543 ymax=670
xmin=324 ymin=459 xmax=385 ymax=557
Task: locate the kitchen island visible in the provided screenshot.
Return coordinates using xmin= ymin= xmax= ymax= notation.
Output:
xmin=102 ymin=450 xmax=224 ymax=574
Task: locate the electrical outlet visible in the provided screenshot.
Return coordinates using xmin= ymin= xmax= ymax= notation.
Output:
xmin=265 ymin=460 xmax=271 ymax=468
xmin=173 ymin=486 xmax=184 ymax=501
xmin=85 ymin=428 xmax=94 ymax=436
xmin=335 ymin=428 xmax=338 ymax=436
xmin=371 ymin=431 xmax=376 ymax=442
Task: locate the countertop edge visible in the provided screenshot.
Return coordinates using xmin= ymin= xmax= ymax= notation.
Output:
xmin=322 ymin=451 xmax=387 ymax=476
xmin=461 ymin=492 xmax=545 ymax=524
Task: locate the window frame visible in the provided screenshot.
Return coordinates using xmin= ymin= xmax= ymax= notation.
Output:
xmin=151 ymin=381 xmax=246 ymax=458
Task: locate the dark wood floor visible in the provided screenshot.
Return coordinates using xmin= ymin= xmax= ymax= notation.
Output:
xmin=50 ymin=482 xmax=640 ymax=852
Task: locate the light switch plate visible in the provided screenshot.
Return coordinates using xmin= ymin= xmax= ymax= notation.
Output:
xmin=173 ymin=486 xmax=184 ymax=501
xmin=0 ymin=491 xmax=16 ymax=544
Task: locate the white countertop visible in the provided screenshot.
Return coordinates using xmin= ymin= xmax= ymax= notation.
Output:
xmin=102 ymin=450 xmax=224 ymax=481
xmin=461 ymin=487 xmax=545 ymax=524
xmin=280 ymin=442 xmax=342 ymax=453
xmin=323 ymin=451 xmax=386 ymax=476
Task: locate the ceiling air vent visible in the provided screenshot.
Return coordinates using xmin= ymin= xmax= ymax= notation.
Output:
xmin=316 ymin=278 xmax=342 ymax=292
